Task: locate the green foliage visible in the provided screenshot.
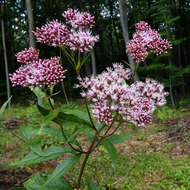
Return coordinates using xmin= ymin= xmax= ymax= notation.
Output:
xmin=102 ymin=139 xmax=117 ymax=166
xmin=56 ymin=111 xmax=91 ymax=128
xmin=13 ymin=146 xmax=73 ymax=166
xmin=1 ymin=103 xmax=190 ymax=189
xmin=0 ymin=97 xmax=12 ymax=120
xmin=38 ymin=154 xmax=80 ymax=190
xmin=179 ymin=98 xmax=190 ymax=108
xmin=32 ymin=87 xmax=54 ymax=110
xmin=24 ymin=173 xmax=72 ymax=190
xmin=153 ymin=105 xmax=178 ymax=121
xmin=107 ymin=133 xmax=134 ymax=144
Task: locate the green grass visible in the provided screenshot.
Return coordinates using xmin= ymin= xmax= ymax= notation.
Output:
xmin=0 ymin=103 xmax=190 ymax=189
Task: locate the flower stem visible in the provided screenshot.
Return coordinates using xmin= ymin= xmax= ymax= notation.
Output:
xmin=76 ymin=130 xmax=98 ymax=190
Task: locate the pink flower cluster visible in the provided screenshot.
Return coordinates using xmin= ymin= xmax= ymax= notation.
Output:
xmin=68 ymin=30 xmax=99 ymax=52
xmin=33 ymin=8 xmax=99 ymax=52
xmin=62 ymin=8 xmax=95 ymax=29
xmin=15 ymin=47 xmax=39 ymax=64
xmin=133 ymin=79 xmax=168 ymax=106
xmin=77 ymin=63 xmax=131 ymax=126
xmin=126 ymin=21 xmax=172 ymax=64
xmin=10 ymin=48 xmax=67 ymax=88
xmin=77 ymin=63 xmax=168 ymax=127
xmin=33 ymin=20 xmax=69 ymax=47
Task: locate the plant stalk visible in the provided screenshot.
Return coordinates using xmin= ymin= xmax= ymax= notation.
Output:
xmin=76 ymin=130 xmax=98 ymax=190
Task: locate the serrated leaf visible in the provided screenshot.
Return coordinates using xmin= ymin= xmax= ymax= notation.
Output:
xmin=40 ymin=154 xmax=80 ymax=190
xmin=13 ymin=146 xmax=73 ymax=166
xmin=19 ymin=126 xmax=63 ymax=142
xmin=56 ymin=111 xmax=91 ymax=128
xmin=65 ymin=109 xmax=91 ymax=124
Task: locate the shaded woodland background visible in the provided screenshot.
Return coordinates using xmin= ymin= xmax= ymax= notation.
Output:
xmin=1 ymin=0 xmax=190 ymax=106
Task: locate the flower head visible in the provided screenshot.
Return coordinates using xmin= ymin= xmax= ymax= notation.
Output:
xmin=126 ymin=21 xmax=172 ymax=64
xmin=33 ymin=20 xmax=69 ymax=47
xmin=10 ymin=57 xmax=67 ymax=88
xmin=68 ymin=30 xmax=99 ymax=52
xmin=77 ymin=63 xmax=168 ymax=127
xmin=62 ymin=8 xmax=95 ymax=29
xmin=33 ymin=10 xmax=99 ymax=52
xmin=15 ymin=48 xmax=39 ymax=64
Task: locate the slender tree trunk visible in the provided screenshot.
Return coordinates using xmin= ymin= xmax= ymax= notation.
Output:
xmin=25 ymin=0 xmax=35 ymax=47
xmin=91 ymin=49 xmax=96 ymax=77
xmin=1 ymin=1 xmax=11 ymax=108
xmin=25 ymin=0 xmax=44 ymax=106
xmin=119 ymin=0 xmax=139 ymax=81
xmin=168 ymin=57 xmax=175 ymax=107
xmin=167 ymin=0 xmax=175 ymax=107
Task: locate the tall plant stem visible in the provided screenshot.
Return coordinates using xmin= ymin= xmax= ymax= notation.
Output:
xmin=84 ymin=98 xmax=97 ymax=132
xmin=76 ymin=130 xmax=98 ymax=190
xmin=59 ymin=48 xmax=69 ymax=104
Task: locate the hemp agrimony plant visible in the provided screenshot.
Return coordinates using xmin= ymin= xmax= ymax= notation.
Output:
xmin=9 ymin=9 xmax=171 ymax=189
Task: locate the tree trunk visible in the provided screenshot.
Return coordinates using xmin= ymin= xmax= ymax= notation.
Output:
xmin=1 ymin=1 xmax=11 ymax=108
xmin=91 ymin=49 xmax=96 ymax=77
xmin=119 ymin=0 xmax=139 ymax=81
xmin=25 ymin=0 xmax=44 ymax=106
xmin=25 ymin=0 xmax=35 ymax=47
xmin=167 ymin=0 xmax=175 ymax=107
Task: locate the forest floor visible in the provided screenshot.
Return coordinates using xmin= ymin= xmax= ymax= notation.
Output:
xmin=0 ymin=103 xmax=190 ymax=190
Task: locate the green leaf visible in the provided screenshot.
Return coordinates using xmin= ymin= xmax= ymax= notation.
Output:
xmin=65 ymin=109 xmax=91 ymax=124
xmin=56 ymin=111 xmax=91 ymax=128
xmin=13 ymin=146 xmax=73 ymax=166
xmin=19 ymin=126 xmax=40 ymax=142
xmin=80 ymin=53 xmax=91 ymax=68
xmin=19 ymin=125 xmax=63 ymax=142
xmin=102 ymin=139 xmax=117 ymax=165
xmin=0 ymin=96 xmax=12 ymax=119
xmin=24 ymin=173 xmax=72 ymax=190
xmin=32 ymin=87 xmax=54 ymax=110
xmin=37 ymin=104 xmax=50 ymax=116
xmin=40 ymin=154 xmax=80 ymax=190
xmin=64 ymin=128 xmax=83 ymax=144
xmin=41 ymin=109 xmax=59 ymax=128
xmin=38 ymin=128 xmax=62 ymax=137
xmin=107 ymin=134 xmax=134 ymax=144
xmin=86 ymin=177 xmax=101 ymax=190
xmin=31 ymin=145 xmax=73 ymax=157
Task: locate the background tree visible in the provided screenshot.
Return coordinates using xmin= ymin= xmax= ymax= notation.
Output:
xmin=1 ymin=0 xmax=11 ymax=108
xmin=119 ymin=0 xmax=139 ymax=81
xmin=0 ymin=0 xmax=190 ymax=105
